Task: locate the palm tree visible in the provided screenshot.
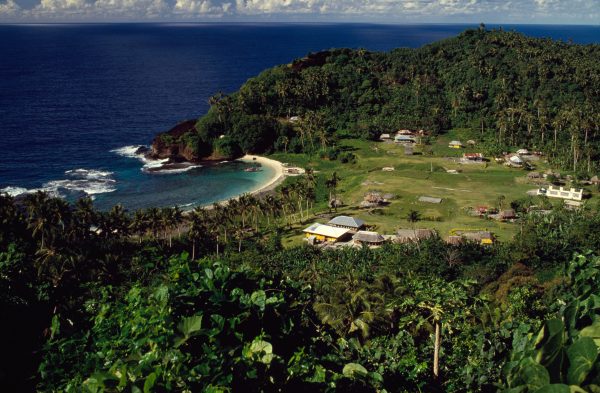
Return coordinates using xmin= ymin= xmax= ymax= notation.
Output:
xmin=406 ymin=209 xmax=422 ymax=252
xmin=24 ymin=192 xmax=58 ymax=250
xmin=107 ymin=204 xmax=130 ymax=239
xmin=130 ymin=210 xmax=148 ymax=243
xmin=189 ymin=208 xmax=206 ymax=260
xmin=146 ymin=207 xmax=162 ymax=241
xmin=73 ymin=196 xmax=96 ymax=240
xmin=160 ymin=207 xmax=179 ymax=248
xmin=172 ymin=206 xmax=183 ymax=237
xmin=326 ymin=172 xmax=341 ymax=212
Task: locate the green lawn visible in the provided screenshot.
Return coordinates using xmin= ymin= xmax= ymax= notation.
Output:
xmin=269 ymin=133 xmax=594 ymax=247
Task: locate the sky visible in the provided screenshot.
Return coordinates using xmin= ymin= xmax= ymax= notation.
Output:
xmin=0 ymin=0 xmax=598 ymax=24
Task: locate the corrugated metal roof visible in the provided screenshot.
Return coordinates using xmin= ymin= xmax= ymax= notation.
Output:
xmin=328 ymin=216 xmax=365 ymax=228
xmin=419 ymin=196 xmax=442 ymax=204
xmin=303 ymin=223 xmax=350 ymax=238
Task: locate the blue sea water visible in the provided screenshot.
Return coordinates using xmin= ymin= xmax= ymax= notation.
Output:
xmin=0 ymin=23 xmax=598 ymax=210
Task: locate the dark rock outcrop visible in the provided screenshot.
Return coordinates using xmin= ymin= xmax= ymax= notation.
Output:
xmin=149 ymin=120 xmax=200 ymax=162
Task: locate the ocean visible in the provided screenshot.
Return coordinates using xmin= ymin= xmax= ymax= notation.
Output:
xmin=0 ymin=23 xmax=598 ymax=211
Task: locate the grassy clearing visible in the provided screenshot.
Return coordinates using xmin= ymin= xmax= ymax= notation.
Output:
xmin=269 ymin=132 xmax=594 ymax=246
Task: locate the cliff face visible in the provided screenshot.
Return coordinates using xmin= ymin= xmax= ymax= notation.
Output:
xmin=150 ymin=120 xmax=200 ymax=162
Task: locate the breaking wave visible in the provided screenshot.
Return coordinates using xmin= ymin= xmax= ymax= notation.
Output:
xmin=1 ymin=169 xmax=116 ymax=198
xmin=111 ymin=144 xmax=202 ymax=174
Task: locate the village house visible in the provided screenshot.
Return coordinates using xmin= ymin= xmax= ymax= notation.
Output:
xmin=447 ymin=236 xmax=464 ymax=245
xmin=448 ymin=140 xmax=464 ymax=149
xmin=327 ymin=216 xmax=366 ymax=232
xmin=473 ymin=206 xmax=498 ymax=216
xmin=463 ymin=153 xmax=484 ymax=161
xmin=379 ymin=133 xmax=392 ymax=141
xmin=537 ymin=186 xmax=583 ymax=201
xmin=461 ymin=231 xmax=494 ymax=245
xmin=360 ymin=192 xmax=388 ymax=208
xmin=394 ymin=134 xmax=416 ymax=144
xmin=508 ymin=155 xmax=524 ymax=167
xmin=500 ymin=209 xmax=517 ymax=220
xmin=353 ymin=231 xmax=386 ymax=247
xmin=397 ymin=129 xmax=414 ymax=135
xmin=303 ymin=223 xmax=351 ymax=243
xmin=395 ymin=229 xmax=435 ymax=243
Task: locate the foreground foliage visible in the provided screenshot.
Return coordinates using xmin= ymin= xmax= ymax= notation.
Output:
xmin=2 ymin=192 xmax=600 ymax=392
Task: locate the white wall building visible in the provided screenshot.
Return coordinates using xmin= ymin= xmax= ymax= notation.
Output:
xmin=537 ymin=186 xmax=583 ymax=201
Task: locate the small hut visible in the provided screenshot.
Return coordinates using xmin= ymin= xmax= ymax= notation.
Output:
xmin=353 ymin=231 xmax=386 ymax=246
xmin=379 ymin=133 xmax=391 ymax=141
xmin=508 ymin=155 xmax=524 ymax=167
xmin=449 ymin=140 xmax=464 ymax=149
xmin=395 ymin=135 xmax=416 ymax=144
xmin=467 ymin=140 xmax=476 ymax=146
xmin=360 ymin=192 xmax=387 ymax=208
xmin=463 ymin=153 xmax=484 ymax=161
xmin=447 ymin=236 xmax=464 ymax=245
xmin=591 ymin=176 xmax=600 ymax=185
xmin=517 ymin=148 xmax=530 ymax=155
xmin=395 ymin=229 xmax=435 ymax=243
xmin=462 ymin=231 xmax=494 ymax=245
xmin=500 ymin=209 xmax=517 ymax=220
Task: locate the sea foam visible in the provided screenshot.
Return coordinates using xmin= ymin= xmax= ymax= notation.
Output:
xmin=111 ymin=144 xmax=201 ymax=174
xmin=1 ymin=169 xmax=116 ymax=198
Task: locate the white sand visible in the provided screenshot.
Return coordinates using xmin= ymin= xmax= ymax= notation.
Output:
xmin=189 ymin=155 xmax=286 ymax=212
xmin=239 ymin=154 xmax=286 ymax=195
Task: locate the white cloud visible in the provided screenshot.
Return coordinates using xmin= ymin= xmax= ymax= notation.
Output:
xmin=0 ymin=0 xmax=21 ymax=15
xmin=174 ymin=0 xmax=231 ymax=15
xmin=0 ymin=0 xmax=597 ymax=22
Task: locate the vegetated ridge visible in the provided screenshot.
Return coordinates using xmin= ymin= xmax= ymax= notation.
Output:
xmin=153 ymin=27 xmax=599 ymax=172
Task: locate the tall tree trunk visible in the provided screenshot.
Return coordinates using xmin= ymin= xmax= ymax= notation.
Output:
xmin=192 ymin=239 xmax=196 ymax=260
xmin=433 ymin=321 xmax=441 ymax=380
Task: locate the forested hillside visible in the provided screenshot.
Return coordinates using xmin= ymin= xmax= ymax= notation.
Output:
xmin=159 ymin=27 xmax=599 ymax=172
xmin=4 ymin=190 xmax=600 ymax=392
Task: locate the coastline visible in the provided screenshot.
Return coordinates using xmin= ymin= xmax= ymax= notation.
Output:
xmin=193 ymin=154 xmax=286 ymax=211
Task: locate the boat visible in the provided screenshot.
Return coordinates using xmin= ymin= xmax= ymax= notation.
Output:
xmin=244 ymin=166 xmax=261 ymax=172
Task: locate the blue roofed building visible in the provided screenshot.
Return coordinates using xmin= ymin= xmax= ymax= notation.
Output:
xmin=327 ymin=216 xmax=366 ymax=231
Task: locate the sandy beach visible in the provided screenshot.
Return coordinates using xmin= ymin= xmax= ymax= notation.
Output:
xmin=239 ymin=154 xmax=286 ymax=196
xmin=187 ymin=155 xmax=286 ymax=212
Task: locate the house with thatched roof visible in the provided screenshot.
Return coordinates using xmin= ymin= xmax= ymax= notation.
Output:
xmin=449 ymin=140 xmax=464 ymax=149
xmin=328 ymin=216 xmax=365 ymax=231
xmin=447 ymin=236 xmax=464 ymax=245
xmin=353 ymin=231 xmax=385 ymax=246
xmin=462 ymin=231 xmax=494 ymax=245
xmin=379 ymin=133 xmax=391 ymax=141
xmin=395 ymin=229 xmax=435 ymax=243
xmin=590 ymin=176 xmax=600 ymax=185
xmin=500 ymin=209 xmax=517 ymax=220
